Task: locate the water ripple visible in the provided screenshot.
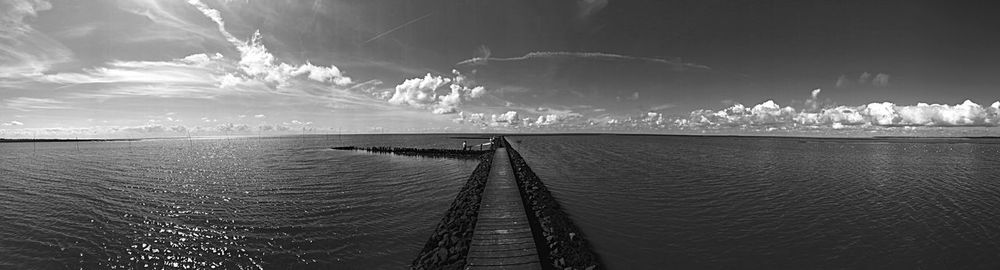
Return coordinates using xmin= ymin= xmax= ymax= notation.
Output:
xmin=0 ymin=135 xmax=478 ymax=269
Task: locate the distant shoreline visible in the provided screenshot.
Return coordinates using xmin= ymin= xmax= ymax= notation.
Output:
xmin=0 ymin=138 xmax=141 ymax=143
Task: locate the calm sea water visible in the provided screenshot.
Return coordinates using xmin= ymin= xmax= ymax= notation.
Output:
xmin=0 ymin=135 xmax=480 ymax=269
xmin=510 ymin=135 xmax=1000 ymax=269
xmin=3 ymin=134 xmax=1000 ymax=269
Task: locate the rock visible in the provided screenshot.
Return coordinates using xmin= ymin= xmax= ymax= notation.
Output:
xmin=435 ymin=248 xmax=449 ymax=262
xmin=569 ymin=232 xmax=576 ymax=241
xmin=585 ymin=265 xmax=597 ymax=270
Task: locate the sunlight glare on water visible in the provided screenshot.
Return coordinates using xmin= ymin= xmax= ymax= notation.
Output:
xmin=0 ymin=135 xmax=480 ymax=269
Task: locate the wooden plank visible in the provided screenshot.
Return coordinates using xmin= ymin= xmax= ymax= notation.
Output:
xmin=465 ymin=147 xmax=542 ymax=270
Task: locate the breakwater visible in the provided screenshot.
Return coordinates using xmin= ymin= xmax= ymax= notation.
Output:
xmin=503 ymin=139 xmax=603 ymax=270
xmin=409 ymin=137 xmax=601 ymax=269
xmin=410 ymin=151 xmax=495 ymax=269
xmin=331 ymin=146 xmax=489 ymax=159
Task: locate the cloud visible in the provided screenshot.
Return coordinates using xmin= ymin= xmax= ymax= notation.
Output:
xmin=0 ymin=0 xmax=73 ymax=77
xmin=1 ymin=0 xmax=51 ymax=27
xmin=120 ymin=124 xmax=170 ymax=134
xmin=457 ymin=51 xmax=711 ymax=71
xmin=40 ymin=58 xmax=218 ymax=86
xmin=531 ymin=112 xmax=583 ymax=126
xmin=451 ymin=110 xmax=532 ymax=127
xmin=388 ymin=73 xmax=451 ymax=107
xmin=257 ymin=124 xmax=291 ymax=132
xmin=835 ymin=75 xmax=849 ymax=88
xmin=835 ymin=72 xmax=890 ymax=88
xmin=4 ymin=97 xmax=70 ymax=111
xmin=216 ymin=73 xmax=246 ymax=88
xmin=186 ymin=0 xmax=351 ymax=88
xmin=387 ymin=72 xmax=488 ymax=114
xmin=287 ymin=120 xmax=312 ymax=126
xmin=576 ymin=0 xmax=609 ymax=20
xmin=451 ymin=51 xmax=739 ymax=116
xmin=872 ymin=73 xmax=890 ymax=87
xmin=0 ymin=120 xmax=339 ymax=138
xmin=20 ymin=55 xmax=259 ymax=100
xmin=468 ymin=86 xmax=486 ymax=99
xmin=650 ymin=103 xmax=676 ymax=111
xmin=859 ymin=72 xmax=872 ymax=84
xmin=216 ymin=122 xmax=251 ymax=133
xmin=491 ymin=111 xmax=521 ymax=126
xmin=678 ymin=90 xmax=1000 ymax=128
xmin=804 ymin=88 xmax=822 ymax=111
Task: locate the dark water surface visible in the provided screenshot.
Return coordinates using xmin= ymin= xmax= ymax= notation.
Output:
xmin=4 ymin=134 xmax=1000 ymax=269
xmin=510 ymin=135 xmax=1000 ymax=269
xmin=1 ymin=135 xmax=479 ymax=269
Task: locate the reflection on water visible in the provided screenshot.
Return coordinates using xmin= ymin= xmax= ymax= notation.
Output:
xmin=511 ymin=135 xmax=1000 ymax=269
xmin=0 ymin=135 xmax=479 ymax=269
xmin=4 ymin=134 xmax=999 ymax=269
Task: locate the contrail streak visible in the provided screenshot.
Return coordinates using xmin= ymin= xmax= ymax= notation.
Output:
xmin=363 ymin=12 xmax=433 ymax=44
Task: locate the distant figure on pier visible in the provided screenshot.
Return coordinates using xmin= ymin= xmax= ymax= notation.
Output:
xmin=462 ymin=140 xmax=467 ymax=151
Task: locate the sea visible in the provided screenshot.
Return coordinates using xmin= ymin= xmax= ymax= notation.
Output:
xmin=2 ymin=134 xmax=999 ymax=269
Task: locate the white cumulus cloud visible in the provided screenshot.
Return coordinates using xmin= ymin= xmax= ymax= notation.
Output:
xmin=491 ymin=111 xmax=521 ymax=126
xmin=387 ymin=73 xmax=488 ymax=114
xmin=679 ymin=89 xmax=1000 ymax=129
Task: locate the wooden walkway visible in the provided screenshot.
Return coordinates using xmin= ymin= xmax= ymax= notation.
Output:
xmin=465 ymin=147 xmax=542 ymax=269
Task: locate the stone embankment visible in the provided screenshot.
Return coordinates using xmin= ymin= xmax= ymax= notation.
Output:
xmin=331 ymin=146 xmax=489 ymax=159
xmin=410 ymin=152 xmax=494 ymax=270
xmin=503 ymin=139 xmax=603 ymax=270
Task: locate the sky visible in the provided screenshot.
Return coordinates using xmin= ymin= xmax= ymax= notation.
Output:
xmin=2 ymin=0 xmax=999 ymax=138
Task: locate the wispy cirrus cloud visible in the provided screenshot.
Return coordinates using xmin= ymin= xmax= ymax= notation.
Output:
xmin=114 ymin=0 xmax=227 ymax=45
xmin=0 ymin=0 xmax=73 ymax=77
xmin=456 ymin=51 xmax=711 ymax=71
xmin=40 ymin=57 xmax=221 ymax=86
xmin=1 ymin=120 xmax=24 ymax=126
xmin=1 ymin=0 xmax=381 ymax=111
xmin=4 ymin=97 xmax=70 ymax=111
xmin=186 ymin=0 xmax=352 ymax=88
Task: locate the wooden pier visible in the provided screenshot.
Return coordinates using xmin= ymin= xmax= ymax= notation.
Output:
xmin=465 ymin=147 xmax=542 ymax=269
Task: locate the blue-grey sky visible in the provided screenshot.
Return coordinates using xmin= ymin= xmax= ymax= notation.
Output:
xmin=2 ymin=0 xmax=999 ymax=138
